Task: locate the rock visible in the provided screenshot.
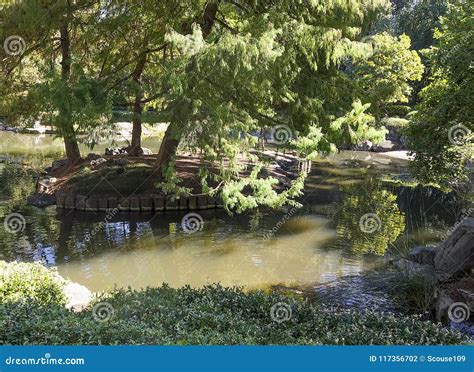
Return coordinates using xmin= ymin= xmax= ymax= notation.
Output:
xmin=390 ymin=258 xmax=436 ymax=279
xmin=51 ymin=159 xmax=67 ymax=172
xmin=64 ymin=282 xmax=92 ymax=312
xmin=38 ymin=176 xmax=57 ymax=188
xmin=105 ymin=147 xmax=128 ymax=156
xmin=372 ymin=140 xmax=396 ymax=152
xmin=433 ymin=280 xmax=474 ymax=323
xmin=27 ymin=193 xmax=56 ymax=207
xmin=90 ymin=157 xmax=107 ymax=168
xmin=84 ymin=153 xmax=102 ymax=162
xmin=142 ymin=147 xmax=153 ymax=155
xmin=352 ymin=140 xmax=373 ymax=151
xmin=433 ymin=290 xmax=456 ymax=322
xmin=434 ymin=217 xmax=474 ymax=280
xmin=408 ymin=246 xmax=436 ymax=265
xmin=2 ymin=125 xmax=19 ymax=132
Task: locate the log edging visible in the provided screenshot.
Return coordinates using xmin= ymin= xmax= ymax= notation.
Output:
xmin=56 ymin=193 xmax=223 ymax=212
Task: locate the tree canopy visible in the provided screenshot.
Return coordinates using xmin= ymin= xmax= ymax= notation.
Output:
xmin=1 ymin=0 xmax=470 ymax=210
xmin=406 ymin=1 xmax=473 ymax=187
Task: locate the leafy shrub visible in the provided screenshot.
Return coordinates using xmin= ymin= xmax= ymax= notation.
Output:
xmin=0 ymin=261 xmax=66 ymax=305
xmin=0 ymin=271 xmax=467 ymax=345
xmin=380 ymin=117 xmax=410 ymax=128
xmin=0 ymin=262 xmax=467 ymax=345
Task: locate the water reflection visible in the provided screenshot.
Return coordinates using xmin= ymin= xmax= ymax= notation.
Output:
xmin=52 ymin=211 xmax=376 ymax=291
xmin=333 ymin=180 xmax=405 ymax=256
xmin=0 ymin=151 xmax=467 ymax=292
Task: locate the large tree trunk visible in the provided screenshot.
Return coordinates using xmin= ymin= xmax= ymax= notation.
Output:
xmin=154 ymin=2 xmax=218 ymax=175
xmin=155 ymin=122 xmax=180 ymax=180
xmin=60 ymin=23 xmax=81 ymax=166
xmin=128 ymin=53 xmax=147 ymax=156
xmin=64 ymin=136 xmax=81 ymax=166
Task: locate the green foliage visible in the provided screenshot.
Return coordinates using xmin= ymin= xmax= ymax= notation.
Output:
xmin=0 ymin=1 xmax=113 ymax=139
xmin=0 ymin=266 xmax=467 ymax=345
xmin=149 ymin=0 xmax=393 ymax=209
xmin=406 ymin=1 xmax=474 ymax=186
xmin=156 ymin=156 xmax=192 ymax=196
xmin=396 ymin=0 xmax=451 ymax=50
xmin=221 ymin=166 xmax=305 ymax=214
xmin=0 ymin=261 xmax=66 ymax=305
xmin=1 ymin=0 xmax=451 ymax=211
xmin=380 ymin=117 xmax=410 ymax=128
xmin=329 ymin=100 xmax=387 ymax=146
xmin=354 ymin=32 xmax=423 ymax=115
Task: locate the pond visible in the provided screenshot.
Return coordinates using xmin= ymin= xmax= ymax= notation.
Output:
xmin=0 ymin=133 xmax=466 ymax=310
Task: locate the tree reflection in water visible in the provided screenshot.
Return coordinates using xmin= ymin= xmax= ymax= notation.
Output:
xmin=334 ymin=179 xmax=405 ymax=256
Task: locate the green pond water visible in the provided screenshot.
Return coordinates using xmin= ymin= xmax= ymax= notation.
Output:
xmin=0 ymin=133 xmax=467 ymax=311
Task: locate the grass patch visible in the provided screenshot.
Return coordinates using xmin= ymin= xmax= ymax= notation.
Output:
xmin=0 ymin=261 xmax=468 ymax=345
xmin=68 ymin=163 xmax=154 ymax=196
xmin=387 ymin=273 xmax=437 ymax=315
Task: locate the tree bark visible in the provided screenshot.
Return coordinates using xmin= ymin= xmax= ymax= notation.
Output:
xmin=200 ymin=2 xmax=219 ymax=38
xmin=128 ymin=53 xmax=147 ymax=156
xmin=155 ymin=122 xmax=180 ymax=180
xmin=60 ymin=23 xmax=81 ymax=166
xmin=154 ymin=2 xmax=218 ymax=175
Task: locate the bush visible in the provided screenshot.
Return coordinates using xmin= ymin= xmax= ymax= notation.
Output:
xmin=0 ymin=262 xmax=468 ymax=345
xmin=380 ymin=117 xmax=410 ymax=128
xmin=0 ymin=261 xmax=66 ymax=305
